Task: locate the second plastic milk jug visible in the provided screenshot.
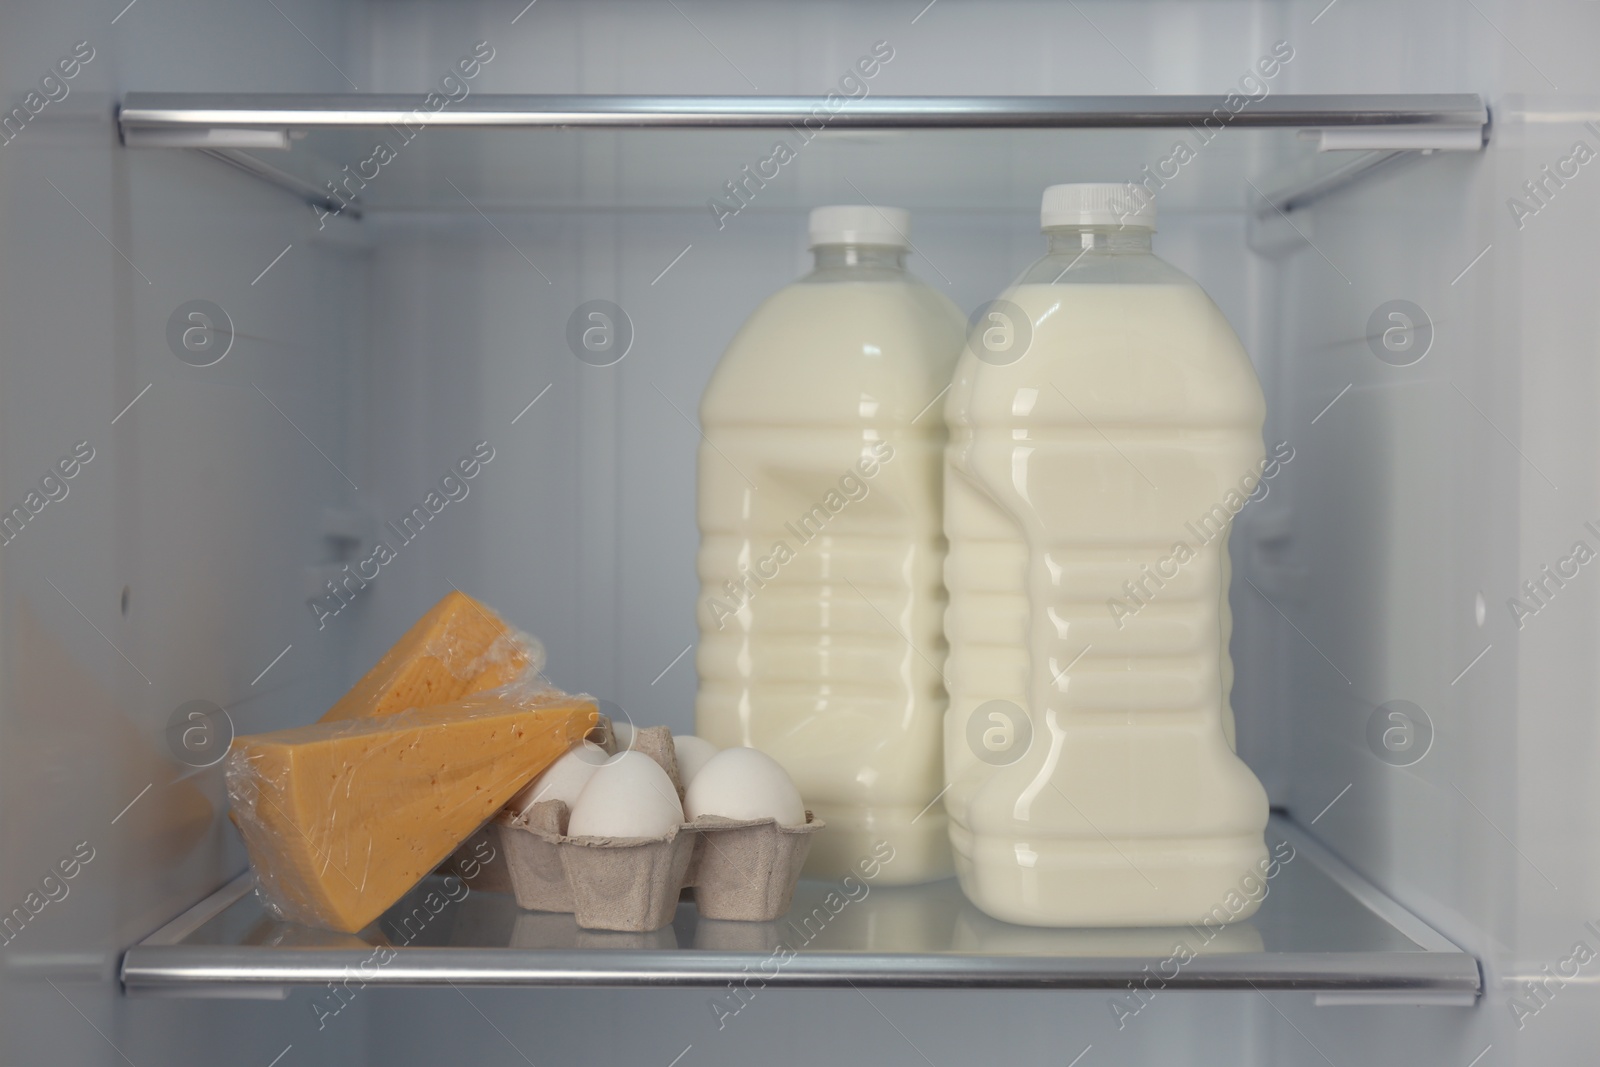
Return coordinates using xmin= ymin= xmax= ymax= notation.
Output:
xmin=943 ymin=184 xmax=1271 ymax=925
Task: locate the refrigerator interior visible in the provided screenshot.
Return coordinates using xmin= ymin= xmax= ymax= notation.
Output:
xmin=2 ymin=0 xmax=1596 ymax=1063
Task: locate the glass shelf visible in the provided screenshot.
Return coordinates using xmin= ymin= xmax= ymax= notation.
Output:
xmin=120 ymin=815 xmax=1479 ymax=1002
xmin=116 ymin=93 xmax=1487 ymax=215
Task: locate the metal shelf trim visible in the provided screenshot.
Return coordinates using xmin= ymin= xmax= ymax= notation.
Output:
xmin=118 ymin=92 xmax=1488 ymax=134
xmin=122 ymin=949 xmax=1478 ymax=992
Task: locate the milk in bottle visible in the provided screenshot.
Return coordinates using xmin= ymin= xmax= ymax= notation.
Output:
xmin=943 ymin=184 xmax=1271 ymax=925
xmin=697 ymin=206 xmax=965 ymax=884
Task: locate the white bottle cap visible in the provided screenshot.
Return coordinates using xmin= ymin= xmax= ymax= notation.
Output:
xmin=1040 ymin=183 xmax=1157 ymax=230
xmin=807 ymin=205 xmax=911 ymax=248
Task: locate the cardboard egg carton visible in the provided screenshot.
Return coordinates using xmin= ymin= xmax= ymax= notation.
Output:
xmin=495 ymin=723 xmax=823 ymax=931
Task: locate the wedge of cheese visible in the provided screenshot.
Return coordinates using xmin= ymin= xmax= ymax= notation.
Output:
xmin=320 ymin=590 xmax=537 ymax=723
xmin=228 ymin=690 xmax=596 ymax=932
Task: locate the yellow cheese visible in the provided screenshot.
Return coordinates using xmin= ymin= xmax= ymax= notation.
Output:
xmin=320 ymin=590 xmax=534 ymax=723
xmin=228 ymin=691 xmax=596 ymax=932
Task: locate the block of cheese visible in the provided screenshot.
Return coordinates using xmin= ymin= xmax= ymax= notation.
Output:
xmin=228 ymin=688 xmax=596 ymax=932
xmin=320 ymin=590 xmax=539 ymax=723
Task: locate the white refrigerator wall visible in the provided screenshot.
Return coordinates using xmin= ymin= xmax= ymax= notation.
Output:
xmin=3 ymin=0 xmax=1597 ymax=1065
xmin=1262 ymin=2 xmax=1600 ymax=1064
xmin=0 ymin=0 xmax=372 ymax=1064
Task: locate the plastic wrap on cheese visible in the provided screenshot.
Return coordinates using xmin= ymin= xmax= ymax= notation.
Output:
xmin=320 ymin=590 xmax=544 ymax=723
xmin=226 ymin=677 xmax=597 ymax=933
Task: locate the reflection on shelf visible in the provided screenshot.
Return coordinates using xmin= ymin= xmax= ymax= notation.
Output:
xmin=951 ymin=908 xmax=1265 ymax=958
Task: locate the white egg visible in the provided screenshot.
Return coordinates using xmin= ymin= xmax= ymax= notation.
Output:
xmin=508 ymin=741 xmax=608 ymax=817
xmin=567 ymin=750 xmax=684 ymax=838
xmin=671 ymin=735 xmax=719 ymax=786
xmin=610 ymin=720 xmax=636 ymax=752
xmin=685 ymin=747 xmax=806 ymax=827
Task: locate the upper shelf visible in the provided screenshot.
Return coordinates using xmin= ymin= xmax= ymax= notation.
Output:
xmin=120 ymin=815 xmax=1479 ymax=1002
xmin=116 ymin=93 xmax=1488 ymax=216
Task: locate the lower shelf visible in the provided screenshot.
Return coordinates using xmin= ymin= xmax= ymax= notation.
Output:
xmin=119 ymin=815 xmax=1479 ymax=1001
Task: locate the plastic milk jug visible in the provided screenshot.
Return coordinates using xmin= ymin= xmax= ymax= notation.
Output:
xmin=943 ymin=184 xmax=1271 ymax=925
xmin=697 ymin=206 xmax=965 ymax=884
